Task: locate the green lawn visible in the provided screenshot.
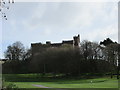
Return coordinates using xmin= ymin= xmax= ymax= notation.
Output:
xmin=3 ymin=74 xmax=119 ymax=88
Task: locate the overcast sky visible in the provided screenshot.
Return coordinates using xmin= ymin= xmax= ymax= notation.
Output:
xmin=0 ymin=1 xmax=118 ymax=58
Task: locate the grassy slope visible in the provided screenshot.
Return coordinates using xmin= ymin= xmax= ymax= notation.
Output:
xmin=3 ymin=74 xmax=118 ymax=88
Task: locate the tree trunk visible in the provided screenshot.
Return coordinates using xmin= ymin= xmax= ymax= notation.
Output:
xmin=111 ymin=72 xmax=113 ymax=79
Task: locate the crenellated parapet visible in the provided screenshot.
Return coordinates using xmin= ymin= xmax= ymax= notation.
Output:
xmin=31 ymin=34 xmax=80 ymax=57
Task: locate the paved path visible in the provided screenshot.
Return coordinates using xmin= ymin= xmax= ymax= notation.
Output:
xmin=32 ymin=84 xmax=67 ymax=90
xmin=32 ymin=84 xmax=50 ymax=88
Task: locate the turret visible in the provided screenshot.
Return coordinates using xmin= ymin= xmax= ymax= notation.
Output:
xmin=73 ymin=34 xmax=80 ymax=47
xmin=46 ymin=41 xmax=51 ymax=45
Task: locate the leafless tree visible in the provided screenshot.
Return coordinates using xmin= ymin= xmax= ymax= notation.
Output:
xmin=4 ymin=41 xmax=25 ymax=60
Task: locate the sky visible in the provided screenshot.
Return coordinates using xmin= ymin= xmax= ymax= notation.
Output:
xmin=0 ymin=0 xmax=119 ymax=58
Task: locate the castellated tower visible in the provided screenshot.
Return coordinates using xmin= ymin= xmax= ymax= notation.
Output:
xmin=31 ymin=34 xmax=80 ymax=58
xmin=73 ymin=34 xmax=80 ymax=47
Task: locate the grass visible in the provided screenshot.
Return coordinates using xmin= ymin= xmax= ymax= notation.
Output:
xmin=3 ymin=74 xmax=119 ymax=88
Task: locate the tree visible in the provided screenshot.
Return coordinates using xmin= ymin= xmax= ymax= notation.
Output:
xmin=80 ymin=40 xmax=91 ymax=60
xmin=100 ymin=38 xmax=119 ymax=79
xmin=100 ymin=38 xmax=116 ymax=46
xmin=107 ymin=44 xmax=118 ymax=78
xmin=80 ymin=40 xmax=100 ymax=60
xmin=22 ymin=48 xmax=32 ymax=60
xmin=4 ymin=41 xmax=25 ymax=60
xmin=0 ymin=0 xmax=14 ymax=20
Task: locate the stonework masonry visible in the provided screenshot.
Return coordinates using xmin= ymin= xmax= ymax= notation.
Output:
xmin=31 ymin=34 xmax=80 ymax=57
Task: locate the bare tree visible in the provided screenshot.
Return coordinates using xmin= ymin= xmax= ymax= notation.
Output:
xmin=22 ymin=48 xmax=32 ymax=60
xmin=4 ymin=41 xmax=25 ymax=60
xmin=0 ymin=0 xmax=14 ymax=20
xmin=80 ymin=40 xmax=101 ymax=60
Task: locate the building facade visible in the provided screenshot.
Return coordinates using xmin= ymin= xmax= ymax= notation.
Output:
xmin=31 ymin=34 xmax=80 ymax=57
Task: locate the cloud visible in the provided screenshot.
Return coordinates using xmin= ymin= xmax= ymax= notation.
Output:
xmin=23 ymin=2 xmax=117 ymax=31
xmin=1 ymin=2 xmax=118 ymax=58
xmin=4 ymin=2 xmax=118 ymax=40
xmin=81 ymin=23 xmax=118 ymax=42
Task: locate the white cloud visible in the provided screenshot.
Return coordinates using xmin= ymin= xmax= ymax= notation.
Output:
xmin=43 ymin=28 xmax=52 ymax=35
xmin=82 ymin=24 xmax=118 ymax=42
xmin=24 ymin=3 xmax=105 ymax=31
xmin=4 ymin=2 xmax=118 ymax=39
xmin=1 ymin=2 xmax=118 ymax=58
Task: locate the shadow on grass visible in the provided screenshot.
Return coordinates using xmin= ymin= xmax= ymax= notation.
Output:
xmin=3 ymin=74 xmax=95 ymax=82
xmin=56 ymin=80 xmax=108 ymax=84
xmin=2 ymin=74 xmax=112 ymax=83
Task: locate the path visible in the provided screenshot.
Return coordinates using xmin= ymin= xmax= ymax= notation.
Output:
xmin=32 ymin=84 xmax=50 ymax=88
xmin=32 ymin=84 xmax=67 ymax=90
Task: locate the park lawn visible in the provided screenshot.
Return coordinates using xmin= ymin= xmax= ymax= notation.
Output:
xmin=12 ymin=81 xmax=118 ymax=88
xmin=4 ymin=76 xmax=118 ymax=88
